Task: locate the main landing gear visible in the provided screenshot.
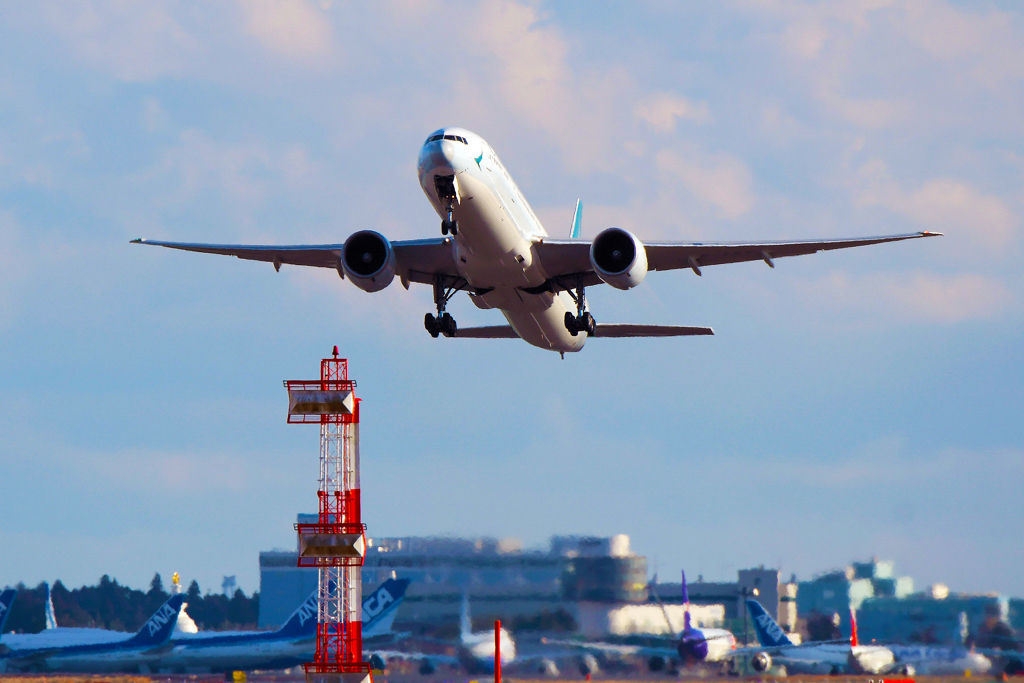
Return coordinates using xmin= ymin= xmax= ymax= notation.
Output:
xmin=435 ymin=175 xmax=458 ymax=235
xmin=424 ymin=274 xmax=467 ymax=338
xmin=563 ymin=281 xmax=597 ymax=336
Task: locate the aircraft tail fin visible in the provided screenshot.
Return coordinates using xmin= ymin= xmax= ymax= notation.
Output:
xmin=746 ymin=599 xmax=793 ymax=647
xmin=45 ymin=582 xmax=57 ymax=630
xmin=460 ymin=592 xmax=472 ymax=641
xmin=849 ymin=607 xmax=859 ymax=647
xmin=681 ymin=570 xmax=691 ymax=632
xmin=956 ymin=611 xmax=969 ymax=645
xmin=0 ymin=588 xmax=17 ymax=634
xmin=569 ymin=199 xmax=582 ymax=239
xmin=362 ymin=578 xmax=410 ymax=638
xmin=276 ymin=588 xmax=320 ymax=638
xmin=124 ymin=594 xmax=185 ymax=648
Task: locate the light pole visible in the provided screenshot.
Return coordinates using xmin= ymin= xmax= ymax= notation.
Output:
xmin=740 ymin=586 xmax=760 ymax=646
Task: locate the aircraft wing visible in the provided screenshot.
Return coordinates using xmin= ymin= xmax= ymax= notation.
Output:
xmin=533 ymin=231 xmax=940 ymax=286
xmin=130 ymin=238 xmax=460 ymax=286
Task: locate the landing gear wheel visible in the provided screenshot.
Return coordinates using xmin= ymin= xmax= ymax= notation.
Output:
xmin=564 ymin=311 xmax=578 ymax=336
xmin=581 ymin=312 xmax=596 ymax=336
xmin=424 ymin=313 xmax=440 ymax=338
xmin=440 ymin=312 xmax=457 ymax=337
xmin=441 ymin=216 xmax=458 ymax=236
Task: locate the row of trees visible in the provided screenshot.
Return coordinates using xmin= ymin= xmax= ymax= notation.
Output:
xmin=2 ymin=574 xmax=259 ymax=634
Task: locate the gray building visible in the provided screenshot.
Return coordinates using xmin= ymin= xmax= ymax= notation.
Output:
xmin=258 ymin=520 xmax=647 ymax=630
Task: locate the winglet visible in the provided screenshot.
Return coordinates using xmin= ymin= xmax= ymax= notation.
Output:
xmin=920 ymin=231 xmax=943 ymax=237
xmin=130 ymin=238 xmax=143 ymax=243
xmin=569 ymin=199 xmax=582 ymax=239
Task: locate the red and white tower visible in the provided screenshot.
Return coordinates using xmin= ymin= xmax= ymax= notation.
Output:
xmin=285 ymin=348 xmax=371 ymax=683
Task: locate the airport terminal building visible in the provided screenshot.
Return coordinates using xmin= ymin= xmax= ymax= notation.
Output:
xmin=259 ymin=518 xmax=649 ymax=632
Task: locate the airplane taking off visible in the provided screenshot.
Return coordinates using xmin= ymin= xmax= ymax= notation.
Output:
xmin=133 ymin=127 xmax=940 ymax=354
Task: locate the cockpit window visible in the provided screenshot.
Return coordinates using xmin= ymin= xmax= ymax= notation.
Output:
xmin=426 ymin=133 xmax=468 ymax=144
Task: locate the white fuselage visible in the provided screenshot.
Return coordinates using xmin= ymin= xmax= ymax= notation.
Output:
xmin=417 ymin=128 xmax=585 ymax=353
xmin=889 ymin=645 xmax=992 ymax=675
xmin=459 ymin=626 xmax=516 ymax=672
xmin=772 ymin=643 xmax=894 ymax=675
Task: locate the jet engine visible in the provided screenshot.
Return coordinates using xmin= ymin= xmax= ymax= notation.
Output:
xmin=751 ymin=652 xmax=772 ymax=673
xmin=342 ymin=230 xmax=396 ymax=292
xmin=590 ymin=227 xmax=648 ymax=290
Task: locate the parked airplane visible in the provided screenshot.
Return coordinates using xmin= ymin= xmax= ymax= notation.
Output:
xmin=856 ymin=610 xmax=991 ymax=676
xmin=370 ymin=593 xmax=514 ymax=675
xmin=0 ymin=593 xmax=185 ymax=673
xmin=744 ymin=598 xmax=896 ymax=675
xmin=542 ymin=570 xmax=736 ymax=674
xmin=154 ymin=577 xmax=409 ymax=673
xmin=0 ymin=589 xmax=17 ymax=634
xmin=132 ymin=127 xmax=940 ymax=354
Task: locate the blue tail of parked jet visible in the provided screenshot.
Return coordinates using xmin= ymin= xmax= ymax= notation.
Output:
xmin=123 ymin=593 xmax=186 ymax=648
xmin=276 ymin=588 xmax=321 ymax=639
xmin=363 ymin=578 xmax=410 ymax=638
xmin=0 ymin=588 xmax=17 ymax=634
xmin=746 ymin=599 xmax=793 ymax=647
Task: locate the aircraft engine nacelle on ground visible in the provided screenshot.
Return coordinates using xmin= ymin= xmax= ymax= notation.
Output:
xmin=751 ymin=652 xmax=772 ymax=672
xmin=590 ymin=227 xmax=648 ymax=290
xmin=342 ymin=230 xmax=396 ymax=292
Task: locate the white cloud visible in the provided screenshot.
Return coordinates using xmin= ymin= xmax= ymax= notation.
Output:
xmin=634 ymin=93 xmax=711 ymax=132
xmin=791 ymin=270 xmax=1013 ymax=324
xmin=655 ymin=148 xmax=755 ymax=220
xmin=240 ymin=0 xmax=333 ymax=61
xmin=36 ymin=0 xmax=201 ymax=81
xmin=855 ymin=163 xmax=1018 ymax=252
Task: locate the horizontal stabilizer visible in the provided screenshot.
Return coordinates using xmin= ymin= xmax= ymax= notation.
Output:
xmin=453 ymin=324 xmax=713 ymax=339
xmin=594 ymin=324 xmax=713 ymax=337
xmin=453 ymin=326 xmax=519 ymax=338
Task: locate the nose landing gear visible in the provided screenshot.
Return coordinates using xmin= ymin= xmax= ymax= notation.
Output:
xmin=435 ymin=175 xmax=459 ymax=235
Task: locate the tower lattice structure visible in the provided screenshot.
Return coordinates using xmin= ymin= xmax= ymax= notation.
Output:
xmin=286 ymin=349 xmax=371 ymax=683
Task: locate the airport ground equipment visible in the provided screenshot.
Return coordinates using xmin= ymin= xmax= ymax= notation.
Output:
xmin=286 ymin=349 xmax=371 ymax=683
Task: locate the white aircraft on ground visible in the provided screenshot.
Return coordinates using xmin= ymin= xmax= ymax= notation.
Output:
xmin=7 ymin=579 xmax=408 ymax=674
xmin=743 ymin=598 xmax=899 ymax=675
xmin=153 ymin=577 xmax=409 ymax=673
xmin=0 ymin=593 xmax=185 ymax=673
xmin=543 ymin=570 xmax=736 ymax=675
xmin=370 ymin=593 xmax=514 ymax=675
xmin=132 ymin=127 xmax=940 ymax=355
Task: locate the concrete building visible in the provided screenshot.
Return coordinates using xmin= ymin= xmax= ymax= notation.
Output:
xmin=258 ymin=519 xmax=649 ymax=633
xmin=797 ymin=558 xmax=913 ymax=619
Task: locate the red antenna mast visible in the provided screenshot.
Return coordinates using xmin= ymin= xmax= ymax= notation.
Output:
xmin=285 ymin=351 xmax=371 ymax=683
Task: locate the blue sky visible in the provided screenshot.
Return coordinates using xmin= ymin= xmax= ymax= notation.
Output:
xmin=1 ymin=1 xmax=1021 ymax=600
